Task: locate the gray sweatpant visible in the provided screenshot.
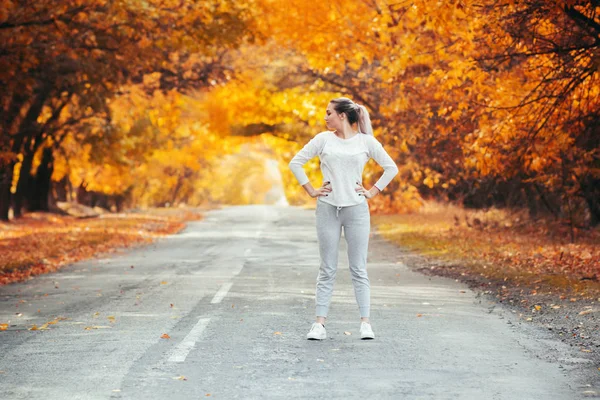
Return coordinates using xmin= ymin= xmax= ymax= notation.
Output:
xmin=315 ymin=198 xmax=371 ymax=318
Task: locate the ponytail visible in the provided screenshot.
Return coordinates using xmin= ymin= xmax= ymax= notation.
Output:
xmin=356 ymin=104 xmax=373 ymax=136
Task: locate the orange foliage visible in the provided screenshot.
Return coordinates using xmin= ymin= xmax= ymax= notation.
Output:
xmin=198 ymin=0 xmax=600 ymax=224
xmin=1 ymin=0 xmax=598 ymax=227
xmin=0 ymin=209 xmax=203 ymax=285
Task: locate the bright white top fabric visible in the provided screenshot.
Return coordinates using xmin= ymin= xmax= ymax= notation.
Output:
xmin=288 ymin=130 xmax=399 ymax=207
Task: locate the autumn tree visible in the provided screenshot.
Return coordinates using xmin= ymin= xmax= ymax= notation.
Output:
xmin=0 ymin=0 xmax=258 ymax=220
xmin=220 ymin=0 xmax=599 ymax=226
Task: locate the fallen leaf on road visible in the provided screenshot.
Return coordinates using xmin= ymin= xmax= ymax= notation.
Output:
xmin=160 ymin=281 xmax=168 ymax=285
xmin=170 ymin=304 xmax=174 ymax=308
xmin=107 ymin=316 xmax=116 ymax=323
xmin=172 ymin=375 xmax=187 ymax=381
xmin=84 ymin=326 xmax=112 ymax=330
xmin=534 ymin=305 xmax=542 ymax=311
xmin=0 ymin=323 xmax=8 ymax=330
xmin=579 ymin=309 xmax=596 ymax=315
xmin=161 ymin=333 xmax=171 ymax=339
xmin=274 ymin=331 xmax=282 ymax=335
xmin=416 ymin=314 xmax=423 ymax=317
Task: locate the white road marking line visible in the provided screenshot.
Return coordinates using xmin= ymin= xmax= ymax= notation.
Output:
xmin=53 ymin=275 xmax=85 ymax=279
xmin=207 ymin=241 xmax=254 ymax=305
xmin=231 ymin=264 xmax=244 ymax=277
xmin=113 ymin=312 xmax=161 ymax=317
xmin=167 ymin=317 xmax=211 ymax=363
xmin=210 ymin=282 xmax=234 ymax=304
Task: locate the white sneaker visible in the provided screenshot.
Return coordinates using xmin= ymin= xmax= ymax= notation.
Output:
xmin=306 ymin=322 xmax=326 ymax=340
xmin=360 ymin=322 xmax=375 ymax=340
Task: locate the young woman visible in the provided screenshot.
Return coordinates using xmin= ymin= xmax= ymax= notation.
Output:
xmin=288 ymin=97 xmax=399 ymax=340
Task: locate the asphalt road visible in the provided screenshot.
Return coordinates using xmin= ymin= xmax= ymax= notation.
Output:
xmin=0 ymin=205 xmax=598 ymax=399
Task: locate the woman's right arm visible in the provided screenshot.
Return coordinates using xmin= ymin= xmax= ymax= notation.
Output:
xmin=288 ymin=133 xmax=330 ymax=198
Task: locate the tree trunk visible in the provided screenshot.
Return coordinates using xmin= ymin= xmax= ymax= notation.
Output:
xmin=582 ymin=175 xmax=600 ymax=227
xmin=12 ymin=150 xmax=35 ymax=218
xmin=5 ymin=83 xmax=54 ymax=218
xmin=54 ymin=175 xmax=70 ymax=202
xmin=29 ymin=147 xmax=54 ymax=212
xmin=14 ymin=133 xmax=46 ymax=217
xmin=0 ymin=163 xmax=15 ymax=221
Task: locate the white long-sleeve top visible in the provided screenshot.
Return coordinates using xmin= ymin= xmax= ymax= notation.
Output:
xmin=288 ymin=130 xmax=399 ymax=207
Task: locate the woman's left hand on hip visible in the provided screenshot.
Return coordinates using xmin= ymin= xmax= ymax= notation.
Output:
xmin=356 ymin=182 xmax=376 ymax=199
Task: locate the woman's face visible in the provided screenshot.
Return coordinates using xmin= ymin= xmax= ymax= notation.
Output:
xmin=324 ymin=103 xmax=343 ymax=131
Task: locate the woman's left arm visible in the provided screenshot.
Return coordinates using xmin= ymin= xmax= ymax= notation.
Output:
xmin=366 ymin=136 xmax=399 ymax=196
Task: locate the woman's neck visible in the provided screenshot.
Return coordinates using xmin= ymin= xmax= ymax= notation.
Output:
xmin=335 ymin=126 xmax=359 ymax=139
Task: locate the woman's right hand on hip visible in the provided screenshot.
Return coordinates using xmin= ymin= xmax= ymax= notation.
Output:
xmin=310 ymin=181 xmax=332 ymax=198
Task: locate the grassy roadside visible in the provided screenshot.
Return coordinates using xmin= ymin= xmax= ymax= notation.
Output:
xmin=371 ymin=203 xmax=600 ymax=362
xmin=372 ymin=201 xmax=600 ymax=299
xmin=372 ymin=201 xmax=600 ymax=359
xmin=0 ymin=208 xmax=206 ymax=286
